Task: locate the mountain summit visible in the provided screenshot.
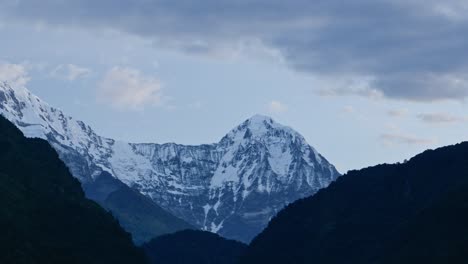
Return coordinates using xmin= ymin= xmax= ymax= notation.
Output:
xmin=0 ymin=81 xmax=340 ymax=242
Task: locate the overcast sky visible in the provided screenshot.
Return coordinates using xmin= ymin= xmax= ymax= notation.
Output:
xmin=1 ymin=0 xmax=468 ymax=172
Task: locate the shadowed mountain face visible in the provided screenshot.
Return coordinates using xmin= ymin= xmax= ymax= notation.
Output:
xmin=143 ymin=230 xmax=247 ymax=264
xmin=0 ymin=82 xmax=340 ymax=242
xmin=0 ymin=115 xmax=146 ymax=264
xmin=242 ymin=142 xmax=468 ymax=264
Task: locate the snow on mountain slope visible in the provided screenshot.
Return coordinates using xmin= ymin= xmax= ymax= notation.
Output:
xmin=0 ymin=81 xmax=340 ymax=242
xmin=0 ymin=81 xmax=115 ymax=182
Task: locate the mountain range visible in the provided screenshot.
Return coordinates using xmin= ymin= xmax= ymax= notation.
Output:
xmin=3 ymin=80 xmax=468 ymax=263
xmin=0 ymin=81 xmax=340 ymax=243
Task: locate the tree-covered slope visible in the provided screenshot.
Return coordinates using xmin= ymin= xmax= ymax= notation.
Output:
xmin=143 ymin=230 xmax=247 ymax=264
xmin=383 ymin=181 xmax=468 ymax=264
xmin=0 ymin=115 xmax=147 ymax=264
xmin=83 ymin=172 xmax=194 ymax=245
xmin=243 ymin=142 xmax=468 ymax=264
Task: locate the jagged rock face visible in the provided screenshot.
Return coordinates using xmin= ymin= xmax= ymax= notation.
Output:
xmin=0 ymin=82 xmax=340 ymax=242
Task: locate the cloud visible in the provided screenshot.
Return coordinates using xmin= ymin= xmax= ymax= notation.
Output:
xmin=188 ymin=101 xmax=203 ymax=109
xmin=381 ymin=133 xmax=436 ymax=146
xmin=0 ymin=62 xmax=30 ymax=87
xmin=97 ymin=66 xmax=163 ymax=110
xmin=267 ymin=100 xmax=288 ymax=113
xmin=339 ymin=105 xmax=370 ymax=121
xmin=387 ymin=108 xmax=409 ymax=118
xmin=341 ymin=105 xmax=356 ymax=114
xmin=316 ymin=75 xmax=383 ymax=99
xmin=380 ymin=123 xmax=436 ymax=146
xmin=3 ymin=1 xmax=468 ymax=101
xmin=50 ymin=64 xmax=91 ymax=81
xmin=432 ymin=1 xmax=468 ymax=21
xmin=417 ymin=112 xmax=468 ymax=124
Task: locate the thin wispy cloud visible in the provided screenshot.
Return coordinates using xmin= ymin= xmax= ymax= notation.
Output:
xmin=387 ymin=108 xmax=409 ymax=118
xmin=381 ymin=133 xmax=436 ymax=146
xmin=341 ymin=105 xmax=356 ymax=114
xmin=267 ymin=100 xmax=288 ymax=113
xmin=417 ymin=112 xmax=468 ymax=124
xmin=50 ymin=64 xmax=91 ymax=81
xmin=315 ymin=75 xmax=382 ymax=99
xmin=380 ymin=123 xmax=436 ymax=146
xmin=188 ymin=101 xmax=203 ymax=109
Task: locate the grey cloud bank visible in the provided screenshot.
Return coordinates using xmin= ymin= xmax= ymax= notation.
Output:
xmin=1 ymin=0 xmax=468 ymax=101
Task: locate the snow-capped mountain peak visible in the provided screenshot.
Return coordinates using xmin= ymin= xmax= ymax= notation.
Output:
xmin=224 ymin=114 xmax=295 ymax=140
xmin=211 ymin=114 xmax=332 ymax=197
xmin=0 ymin=82 xmax=340 ymax=242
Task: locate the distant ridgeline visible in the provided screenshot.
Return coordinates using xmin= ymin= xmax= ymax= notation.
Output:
xmin=0 ymin=115 xmax=146 ymax=264
xmin=242 ymin=142 xmax=468 ymax=264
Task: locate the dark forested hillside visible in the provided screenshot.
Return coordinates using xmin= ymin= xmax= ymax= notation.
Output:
xmin=83 ymin=172 xmax=194 ymax=245
xmin=243 ymin=142 xmax=468 ymax=264
xmin=0 ymin=115 xmax=146 ymax=264
xmin=143 ymin=230 xmax=247 ymax=264
xmin=382 ymin=181 xmax=468 ymax=264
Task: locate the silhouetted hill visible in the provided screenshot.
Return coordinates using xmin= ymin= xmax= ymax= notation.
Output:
xmin=0 ymin=115 xmax=147 ymax=264
xmin=143 ymin=230 xmax=247 ymax=264
xmin=243 ymin=142 xmax=468 ymax=264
